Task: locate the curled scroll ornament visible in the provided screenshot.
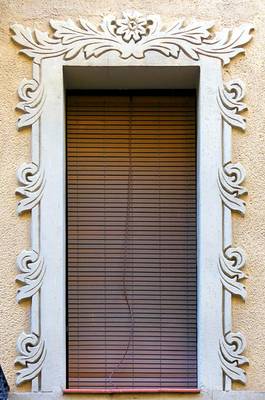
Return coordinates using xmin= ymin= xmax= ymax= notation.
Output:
xmin=218 ymin=162 xmax=247 ymax=215
xmin=16 ymin=250 xmax=45 ymax=303
xmin=16 ymin=78 xmax=46 ymax=130
xmin=219 ymin=332 xmax=249 ymax=384
xmin=218 ymin=246 xmax=247 ymax=300
xmin=15 ymin=332 xmax=46 ymax=385
xmin=16 ymin=162 xmax=45 ymax=214
xmin=217 ymin=79 xmax=247 ymax=130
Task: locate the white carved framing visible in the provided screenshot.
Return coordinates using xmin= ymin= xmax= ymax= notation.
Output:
xmin=11 ymin=11 xmax=253 ymax=397
xmin=216 ymin=78 xmax=249 ymax=389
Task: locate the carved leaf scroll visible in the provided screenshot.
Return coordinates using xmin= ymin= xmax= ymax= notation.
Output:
xmin=15 ymin=332 xmax=46 ymax=385
xmin=16 ymin=78 xmax=46 ymax=130
xmin=217 ymin=79 xmax=247 ymax=129
xmin=11 ymin=12 xmax=253 ymax=64
xmin=16 ymin=250 xmax=45 ymax=302
xmin=219 ymin=332 xmax=248 ymax=384
xmin=219 ymin=246 xmax=247 ymax=299
xmin=16 ymin=162 xmax=45 ymax=214
xmin=218 ymin=162 xmax=247 ymax=214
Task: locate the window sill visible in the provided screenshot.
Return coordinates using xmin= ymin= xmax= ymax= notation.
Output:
xmin=64 ymin=388 xmax=201 ymax=394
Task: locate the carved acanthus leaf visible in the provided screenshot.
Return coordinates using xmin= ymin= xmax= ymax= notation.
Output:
xmin=16 ymin=78 xmax=46 ymax=130
xmin=16 ymin=162 xmax=45 ymax=214
xmin=16 ymin=250 xmax=45 ymax=302
xmin=218 ymin=162 xmax=247 ymax=214
xmin=10 ymin=12 xmax=253 ymax=64
xmin=15 ymin=332 xmax=46 ymax=385
xmin=219 ymin=332 xmax=248 ymax=384
xmin=217 ymin=79 xmax=247 ymax=129
xmin=219 ymin=246 xmax=246 ymax=299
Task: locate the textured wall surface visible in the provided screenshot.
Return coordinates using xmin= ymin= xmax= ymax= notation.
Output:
xmin=0 ymin=0 xmax=264 ymax=397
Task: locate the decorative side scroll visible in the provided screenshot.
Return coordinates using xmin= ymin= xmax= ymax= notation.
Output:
xmin=217 ymin=76 xmax=249 ymax=388
xmin=16 ymin=162 xmax=45 ymax=214
xmin=16 ymin=250 xmax=45 ymax=303
xmin=10 ymin=11 xmax=253 ymax=64
xmin=218 ymin=246 xmax=247 ymax=300
xmin=219 ymin=332 xmax=249 ymax=384
xmin=16 ymin=78 xmax=46 ymax=130
xmin=15 ymin=332 xmax=46 ymax=385
xmin=217 ymin=79 xmax=247 ymax=130
xmin=218 ymin=162 xmax=247 ymax=215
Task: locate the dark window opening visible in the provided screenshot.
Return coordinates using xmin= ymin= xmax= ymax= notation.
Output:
xmin=66 ymin=90 xmax=197 ymax=391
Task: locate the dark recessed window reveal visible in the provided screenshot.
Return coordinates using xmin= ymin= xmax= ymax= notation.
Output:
xmin=66 ymin=91 xmax=197 ymax=391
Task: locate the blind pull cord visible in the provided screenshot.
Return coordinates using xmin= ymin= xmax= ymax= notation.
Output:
xmin=108 ymin=101 xmax=135 ymax=386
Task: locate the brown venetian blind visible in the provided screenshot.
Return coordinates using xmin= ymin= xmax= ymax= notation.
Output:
xmin=66 ymin=92 xmax=197 ymax=391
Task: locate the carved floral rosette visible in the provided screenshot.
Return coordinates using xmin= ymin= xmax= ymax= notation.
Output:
xmin=11 ymin=10 xmax=253 ymax=392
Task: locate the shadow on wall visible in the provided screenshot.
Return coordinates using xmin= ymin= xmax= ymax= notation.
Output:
xmin=0 ymin=365 xmax=9 ymax=400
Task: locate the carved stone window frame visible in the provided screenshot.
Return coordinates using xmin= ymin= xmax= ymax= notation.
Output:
xmin=11 ymin=12 xmax=253 ymax=398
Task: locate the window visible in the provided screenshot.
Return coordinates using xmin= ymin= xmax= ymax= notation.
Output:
xmin=12 ymin=12 xmax=252 ymax=396
xmin=66 ymin=91 xmax=197 ymax=391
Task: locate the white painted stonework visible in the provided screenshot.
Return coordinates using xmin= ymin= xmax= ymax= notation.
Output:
xmin=11 ymin=11 xmax=254 ymax=398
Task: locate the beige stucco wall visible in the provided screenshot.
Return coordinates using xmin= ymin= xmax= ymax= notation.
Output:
xmin=0 ymin=0 xmax=264 ymax=397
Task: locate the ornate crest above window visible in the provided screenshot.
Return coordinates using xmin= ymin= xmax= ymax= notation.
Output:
xmin=11 ymin=12 xmax=253 ymax=64
xmin=11 ymin=11 xmax=253 ymax=398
